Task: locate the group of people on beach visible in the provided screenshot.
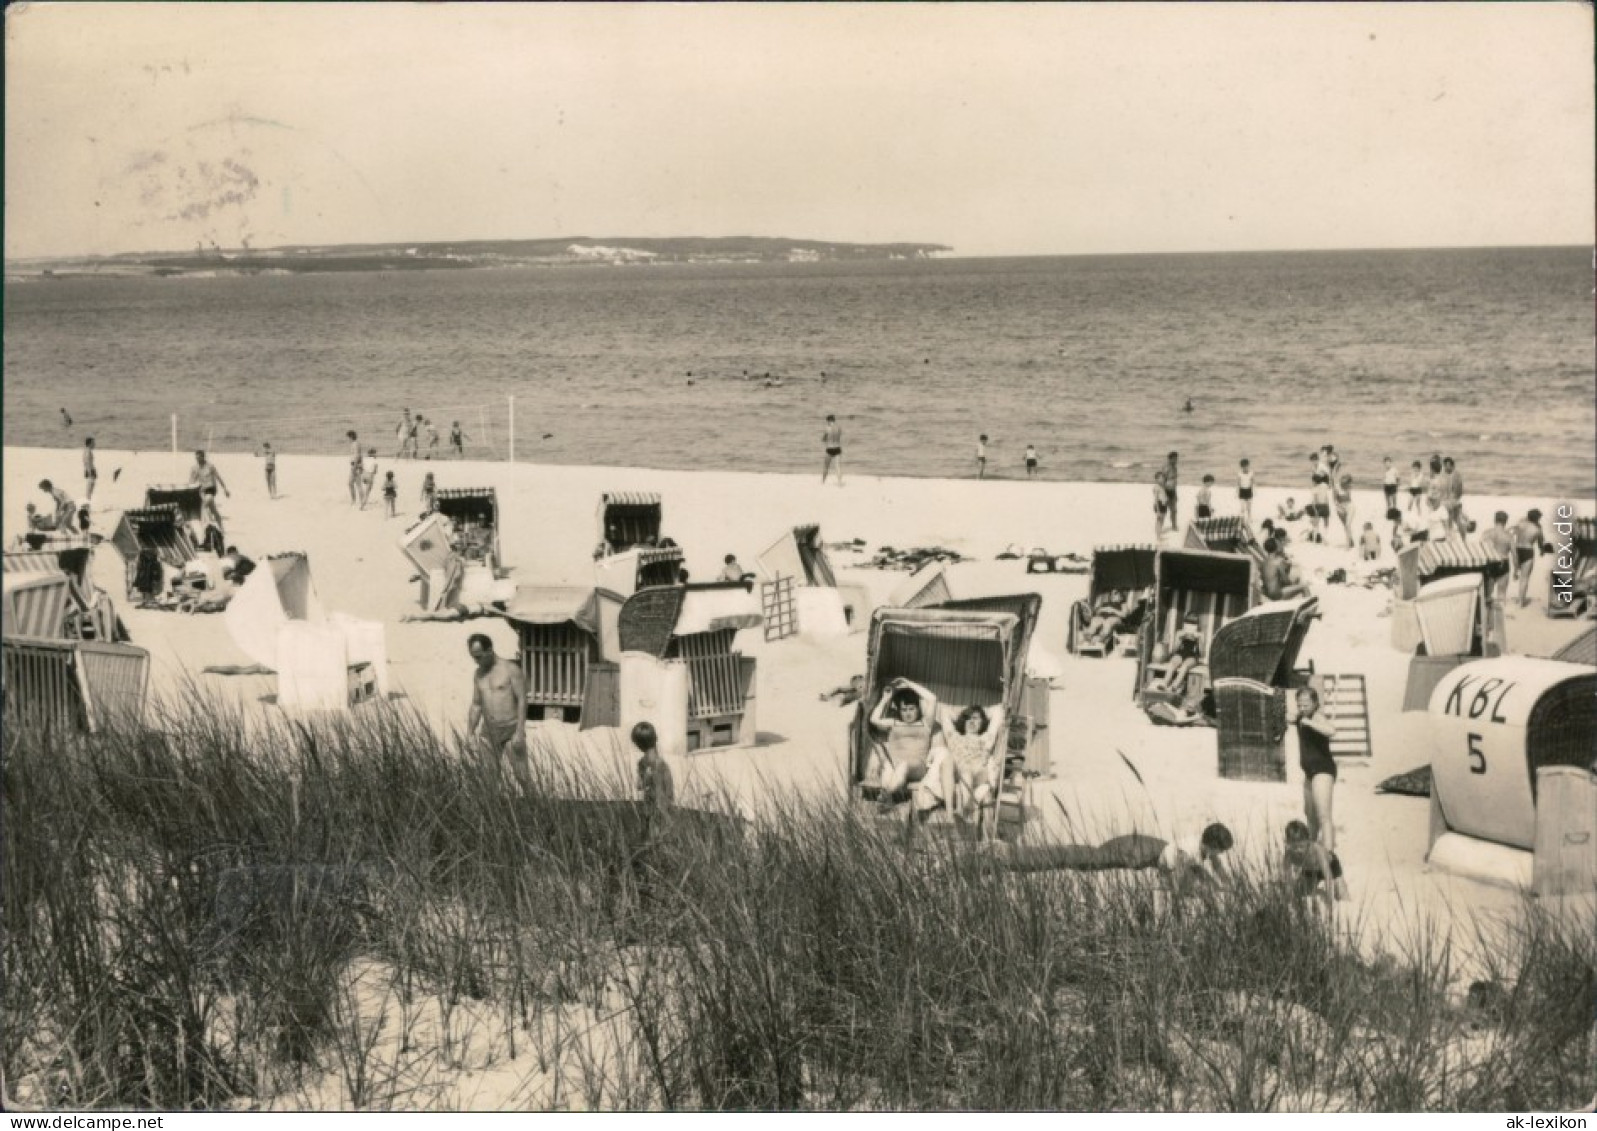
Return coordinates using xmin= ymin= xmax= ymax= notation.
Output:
xmin=392 ymin=409 xmax=469 ymax=461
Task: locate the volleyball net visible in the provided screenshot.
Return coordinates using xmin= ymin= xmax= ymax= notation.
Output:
xmin=192 ymin=402 xmax=506 ymax=462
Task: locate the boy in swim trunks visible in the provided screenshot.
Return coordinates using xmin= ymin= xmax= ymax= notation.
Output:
xmin=1162 ymin=452 xmax=1179 ymax=525
xmin=1236 ymin=459 xmax=1255 ymax=527
xmin=1024 ymin=444 xmax=1039 ymax=479
xmin=976 ymin=434 xmax=988 ymax=479
xmin=1382 ymin=457 xmax=1398 ymax=513
xmin=1196 ymin=475 xmax=1214 ymax=520
xmin=821 ymin=415 xmax=844 ymax=486
xmin=1358 ymin=522 xmax=1382 ymax=561
xmin=1152 ymin=471 xmax=1169 ymax=537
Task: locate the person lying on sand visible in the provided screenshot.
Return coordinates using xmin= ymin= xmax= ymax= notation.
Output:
xmin=981 ymin=823 xmax=1234 ymax=894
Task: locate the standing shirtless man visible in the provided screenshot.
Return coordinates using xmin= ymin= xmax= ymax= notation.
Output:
xmin=466 ymin=634 xmax=531 ymax=791
xmin=821 ymin=415 xmax=844 ymax=486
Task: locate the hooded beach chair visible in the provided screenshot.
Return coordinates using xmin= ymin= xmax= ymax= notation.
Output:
xmin=1423 ymin=656 xmax=1596 ymax=893
xmin=593 ymin=493 xmax=683 ymax=596
xmin=1 ymin=572 xmax=72 ymax=640
xmin=433 ymin=488 xmax=501 ymax=570
xmin=1208 ymin=595 xmax=1320 ymax=781
xmin=144 ymin=484 xmax=205 ymax=522
xmin=850 ymin=595 xmax=1043 ymax=839
xmin=618 ymin=583 xmax=762 ymax=751
xmin=498 ymin=585 xmax=625 ymax=724
xmin=756 ymin=523 xmax=837 ymax=588
xmin=1067 ymin=544 xmax=1156 ymax=657
xmin=111 ymin=504 xmax=197 ymax=601
xmin=4 ymin=542 xmax=125 ymax=642
xmin=225 ymin=552 xmax=383 ymax=709
xmin=1133 ymin=547 xmax=1257 ymax=709
xmin=2 ymin=634 xmax=150 ymax=734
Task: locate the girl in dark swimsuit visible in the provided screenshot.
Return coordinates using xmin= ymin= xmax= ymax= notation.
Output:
xmin=1293 ymin=687 xmax=1340 ymax=897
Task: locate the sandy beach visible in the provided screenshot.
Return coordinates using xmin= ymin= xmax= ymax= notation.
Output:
xmin=6 ymin=444 xmax=1593 ymax=954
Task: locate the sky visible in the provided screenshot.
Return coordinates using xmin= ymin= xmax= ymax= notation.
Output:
xmin=5 ymin=2 xmax=1593 ymax=260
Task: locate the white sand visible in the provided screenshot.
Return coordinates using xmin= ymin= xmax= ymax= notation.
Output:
xmin=7 ymin=444 xmax=1593 ymax=957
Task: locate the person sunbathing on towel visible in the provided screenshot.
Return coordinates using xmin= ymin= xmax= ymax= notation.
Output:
xmin=984 ymin=823 xmax=1233 ymax=893
xmin=1150 ymin=615 xmax=1203 ymax=695
xmin=914 ymin=703 xmax=1007 ymax=823
xmin=867 ymin=678 xmax=941 ymax=810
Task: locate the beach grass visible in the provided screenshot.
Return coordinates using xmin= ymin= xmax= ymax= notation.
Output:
xmin=3 ymin=693 xmax=1592 ymax=1112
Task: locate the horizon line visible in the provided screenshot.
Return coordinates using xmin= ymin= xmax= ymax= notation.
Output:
xmin=6 ymin=237 xmax=1593 ymax=268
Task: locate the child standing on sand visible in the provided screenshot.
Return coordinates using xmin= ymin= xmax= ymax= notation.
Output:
xmin=382 ymin=471 xmax=398 ymax=518
xmin=1382 ymin=457 xmax=1398 ymax=514
xmin=1152 ymin=471 xmax=1170 ymax=538
xmin=1236 ymin=459 xmax=1255 ymax=527
xmin=1196 ymin=475 xmax=1214 ymax=520
xmin=1407 ymin=460 xmax=1427 ymax=515
xmin=420 ymin=471 xmax=437 ymax=514
xmin=1024 ymin=444 xmax=1039 ymax=479
xmin=450 ymin=421 xmax=468 ymax=459
xmin=975 ymin=434 xmax=988 ymax=479
xmin=1359 ymin=522 xmax=1382 ymax=561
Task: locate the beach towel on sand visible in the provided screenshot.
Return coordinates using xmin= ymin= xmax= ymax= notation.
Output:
xmin=1377 ymin=764 xmax=1432 ymax=797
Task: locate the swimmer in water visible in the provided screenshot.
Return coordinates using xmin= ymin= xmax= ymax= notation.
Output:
xmin=1183 ymin=399 xmax=1194 ymax=413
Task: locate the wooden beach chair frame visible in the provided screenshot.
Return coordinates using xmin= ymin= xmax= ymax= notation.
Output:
xmin=1 ymin=634 xmax=150 ymax=734
xmin=4 ymin=543 xmax=124 ymax=642
xmin=498 ymin=586 xmax=625 ymax=724
xmin=756 ymin=523 xmax=837 ymax=588
xmin=110 ymin=504 xmax=197 ymax=601
xmin=144 ymin=484 xmax=206 ymax=522
xmin=1133 ymin=547 xmax=1257 ymax=709
xmin=597 ymin=492 xmax=664 ymax=555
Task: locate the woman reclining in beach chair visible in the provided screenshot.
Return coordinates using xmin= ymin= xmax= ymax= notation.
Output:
xmin=866 ymin=678 xmax=943 ymax=810
xmin=1147 ymin=614 xmax=1204 ymax=697
xmin=912 ymin=703 xmax=1008 ymax=826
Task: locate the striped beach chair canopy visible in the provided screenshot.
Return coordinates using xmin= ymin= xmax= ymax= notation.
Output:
xmin=1417 ymin=538 xmax=1509 ymax=582
xmin=434 ymin=487 xmax=497 ymax=526
xmin=598 ymin=492 xmax=664 ymax=552
xmin=111 ymin=504 xmax=194 ymax=568
xmin=1088 ymin=544 xmax=1157 ymax=599
xmin=145 ymin=484 xmax=205 ymax=521
xmin=499 ymin=585 xmax=603 ymax=634
xmin=1569 ymin=516 xmax=1597 ymax=557
xmin=1184 ymin=517 xmax=1261 ymax=559
xmin=4 ymin=544 xmax=94 ymax=587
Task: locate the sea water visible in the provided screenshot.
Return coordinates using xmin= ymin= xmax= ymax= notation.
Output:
xmin=4 ymin=246 xmax=1592 ymax=496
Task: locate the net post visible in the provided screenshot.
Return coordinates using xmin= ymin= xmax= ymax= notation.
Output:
xmin=508 ymin=395 xmax=515 ymax=464
xmin=171 ymin=413 xmax=179 ymax=478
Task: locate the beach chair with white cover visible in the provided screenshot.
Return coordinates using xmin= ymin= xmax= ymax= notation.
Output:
xmin=618 ymin=583 xmax=762 ymax=751
xmin=225 ymin=552 xmax=385 ymax=710
xmin=1067 ymin=545 xmax=1156 ymax=657
xmin=1424 ymin=656 xmax=1596 ymax=892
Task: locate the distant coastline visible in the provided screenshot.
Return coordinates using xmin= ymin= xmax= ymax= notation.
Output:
xmin=5 ymin=236 xmax=954 ymax=279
